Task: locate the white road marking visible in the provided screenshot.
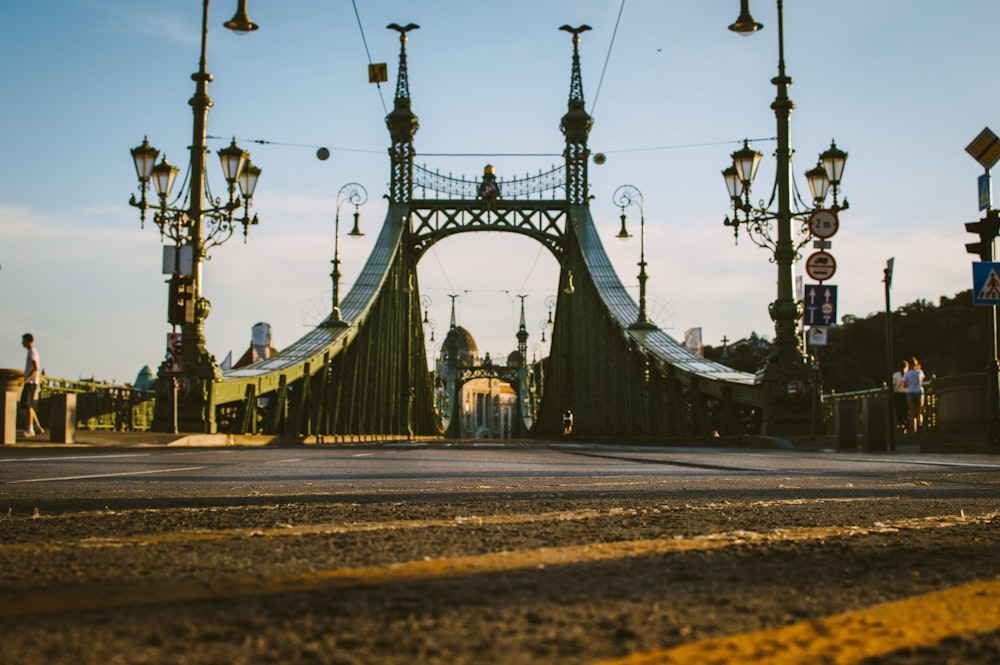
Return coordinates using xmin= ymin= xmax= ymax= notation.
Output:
xmin=0 ymin=453 xmax=151 ymax=464
xmin=6 ymin=466 xmax=207 ymax=484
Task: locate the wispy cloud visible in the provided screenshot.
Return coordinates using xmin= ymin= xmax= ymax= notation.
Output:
xmin=80 ymin=0 xmax=200 ymax=50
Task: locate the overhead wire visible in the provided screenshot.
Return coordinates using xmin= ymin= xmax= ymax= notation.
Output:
xmin=516 ymin=245 xmax=546 ymax=295
xmin=605 ymin=136 xmax=778 ymax=154
xmin=590 ymin=0 xmax=626 ymax=117
xmin=206 ymin=135 xmax=382 ymax=154
xmin=352 ymin=0 xmax=388 ymax=115
xmin=203 ymin=135 xmax=776 ymax=159
xmin=428 ymin=246 xmax=456 ymax=295
xmin=208 ymin=3 xmax=388 ymax=156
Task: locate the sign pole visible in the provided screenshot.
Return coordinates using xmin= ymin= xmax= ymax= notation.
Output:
xmin=884 ymin=258 xmax=895 ymax=451
xmin=987 ymin=178 xmax=1000 ymax=448
xmin=990 ymin=302 xmax=999 ymax=448
xmin=988 ymin=207 xmax=1000 ymax=447
xmin=963 ymin=129 xmax=1000 ymax=448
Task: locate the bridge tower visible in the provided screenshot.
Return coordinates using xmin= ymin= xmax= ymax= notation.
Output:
xmin=559 ymin=24 xmax=593 ymax=206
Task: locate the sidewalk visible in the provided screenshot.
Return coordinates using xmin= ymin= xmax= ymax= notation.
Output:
xmin=5 ymin=429 xmax=998 ymax=453
xmin=788 ymin=431 xmax=998 ymax=455
xmin=8 ymin=430 xmax=279 ymax=447
xmin=5 ymin=430 xmax=441 ymax=448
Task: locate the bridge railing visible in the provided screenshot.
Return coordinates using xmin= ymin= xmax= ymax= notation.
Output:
xmin=822 ymin=382 xmax=938 ymax=433
xmin=40 ymin=378 xmax=156 ymax=432
xmin=413 ymin=163 xmax=566 ymax=200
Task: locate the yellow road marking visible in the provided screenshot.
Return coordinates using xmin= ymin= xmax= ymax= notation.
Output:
xmin=0 ymin=498 xmax=908 ymax=555
xmin=0 ymin=512 xmax=992 ymax=621
xmin=0 ymin=508 xmax=625 ymax=554
xmin=594 ymin=578 xmax=1000 ymax=665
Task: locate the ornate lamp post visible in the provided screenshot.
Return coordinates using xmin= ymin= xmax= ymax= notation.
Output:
xmin=539 ymin=295 xmax=557 ymax=343
xmin=128 ymin=0 xmax=260 ymax=433
xmin=613 ymin=185 xmax=657 ymax=330
xmin=329 ymin=182 xmax=367 ymax=323
xmin=420 ymin=295 xmax=437 ymax=343
xmin=722 ymin=0 xmax=848 ymax=433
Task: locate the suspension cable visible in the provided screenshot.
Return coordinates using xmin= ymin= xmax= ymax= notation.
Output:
xmin=590 ymin=0 xmax=625 ymax=116
xmin=352 ymin=0 xmax=388 ymax=115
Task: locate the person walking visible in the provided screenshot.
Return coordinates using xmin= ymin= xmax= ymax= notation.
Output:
xmin=892 ymin=360 xmax=909 ymax=433
xmin=904 ymin=357 xmax=926 ymax=434
xmin=20 ymin=333 xmax=43 ymax=437
xmin=562 ymin=409 xmax=574 ymax=436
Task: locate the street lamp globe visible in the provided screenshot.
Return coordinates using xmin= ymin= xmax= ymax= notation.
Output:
xmin=223 ymin=0 xmax=258 ymax=34
xmin=151 ymin=158 xmax=179 ymax=200
xmin=820 ymin=141 xmax=848 ymax=188
xmin=616 ymin=212 xmax=631 ymax=240
xmin=722 ymin=164 xmax=743 ymax=202
xmin=218 ymin=139 xmax=248 ymax=184
xmin=804 ymin=164 xmax=830 ymax=205
xmin=728 ymin=0 xmax=763 ymax=34
xmin=731 ymin=140 xmax=763 ymax=186
xmin=131 ymin=138 xmax=159 ymax=184
xmin=348 ymin=208 xmax=365 ymax=237
xmin=238 ymin=160 xmax=261 ymax=199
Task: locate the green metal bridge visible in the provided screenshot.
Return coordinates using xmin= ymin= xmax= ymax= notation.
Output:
xmin=159 ymin=24 xmax=766 ymax=439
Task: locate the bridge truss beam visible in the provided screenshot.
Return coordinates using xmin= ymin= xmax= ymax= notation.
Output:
xmin=410 ymin=200 xmax=566 ymax=261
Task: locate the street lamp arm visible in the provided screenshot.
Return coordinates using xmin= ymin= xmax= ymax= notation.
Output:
xmin=740 ymin=215 xmax=779 ymax=253
xmin=337 ymin=182 xmax=369 ymax=210
xmin=200 ymin=217 xmax=238 ymax=257
xmin=330 ymin=182 xmax=369 ymax=321
xmin=152 ymin=210 xmax=190 ymax=246
xmin=612 ymin=184 xmax=657 ymax=330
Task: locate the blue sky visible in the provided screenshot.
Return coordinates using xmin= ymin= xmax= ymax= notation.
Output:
xmin=1 ymin=0 xmax=998 ymax=383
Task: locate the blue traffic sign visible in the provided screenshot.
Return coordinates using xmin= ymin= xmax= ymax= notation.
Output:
xmin=803 ymin=284 xmax=838 ymax=326
xmin=972 ymin=262 xmax=1000 ymax=305
xmin=979 ymin=173 xmax=992 ymax=211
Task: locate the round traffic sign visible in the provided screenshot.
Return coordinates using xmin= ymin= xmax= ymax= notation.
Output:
xmin=805 ymin=251 xmax=837 ymax=281
xmin=808 ymin=209 xmax=839 ymax=239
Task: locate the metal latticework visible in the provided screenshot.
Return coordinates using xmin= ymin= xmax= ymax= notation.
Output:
xmin=413 ymin=164 xmax=566 ymax=200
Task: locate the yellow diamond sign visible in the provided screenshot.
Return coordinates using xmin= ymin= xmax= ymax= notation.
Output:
xmin=966 ymin=127 xmax=1000 ymax=171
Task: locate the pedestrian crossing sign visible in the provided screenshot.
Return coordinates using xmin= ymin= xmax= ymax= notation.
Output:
xmin=972 ymin=262 xmax=1000 ymax=305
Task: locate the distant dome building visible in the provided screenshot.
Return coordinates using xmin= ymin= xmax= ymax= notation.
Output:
xmin=442 ymin=325 xmax=479 ymax=367
xmin=436 ymin=324 xmax=518 ymax=439
xmin=133 ymin=365 xmax=156 ymax=391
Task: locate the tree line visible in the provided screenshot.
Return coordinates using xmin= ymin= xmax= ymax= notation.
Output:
xmin=703 ymin=290 xmax=994 ymax=393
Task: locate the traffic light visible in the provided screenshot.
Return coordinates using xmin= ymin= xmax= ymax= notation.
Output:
xmin=965 ymin=210 xmax=1000 ymax=261
xmin=168 ymin=275 xmax=195 ymax=325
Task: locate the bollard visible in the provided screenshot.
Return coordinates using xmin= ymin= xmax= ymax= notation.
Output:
xmin=836 ymin=400 xmax=858 ymax=450
xmin=863 ymin=397 xmax=888 ymax=451
xmin=1 ymin=390 xmax=17 ymax=445
xmin=50 ymin=393 xmax=76 ymax=444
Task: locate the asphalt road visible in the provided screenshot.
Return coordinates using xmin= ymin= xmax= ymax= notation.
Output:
xmin=1 ymin=441 xmax=998 ymax=664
